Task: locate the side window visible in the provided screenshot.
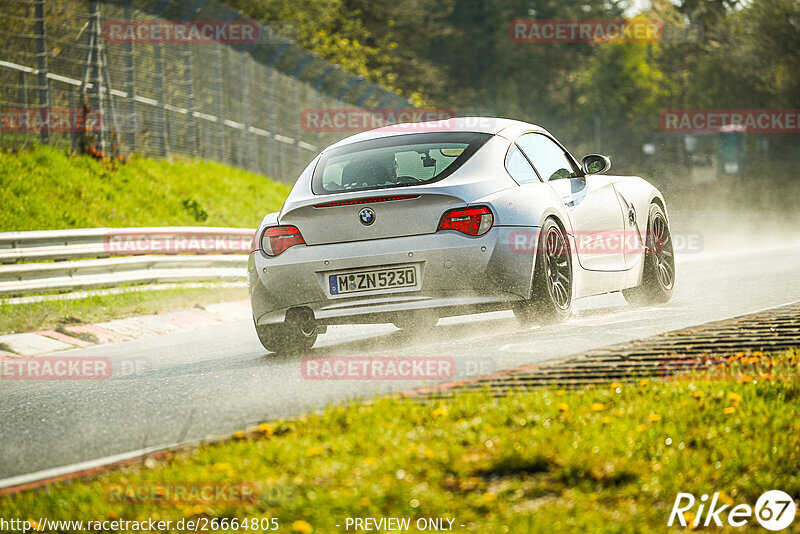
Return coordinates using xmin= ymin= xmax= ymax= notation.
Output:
xmin=505 ymin=144 xmax=539 ymax=184
xmin=517 ymin=133 xmax=577 ymax=182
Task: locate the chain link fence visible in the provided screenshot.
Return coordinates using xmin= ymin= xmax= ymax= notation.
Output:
xmin=0 ymin=0 xmax=411 ymax=182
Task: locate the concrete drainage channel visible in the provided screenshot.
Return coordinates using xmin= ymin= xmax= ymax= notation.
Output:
xmin=411 ymin=301 xmax=800 ymax=398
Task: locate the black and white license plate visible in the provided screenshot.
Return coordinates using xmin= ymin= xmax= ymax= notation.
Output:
xmin=328 ymin=265 xmax=418 ymax=295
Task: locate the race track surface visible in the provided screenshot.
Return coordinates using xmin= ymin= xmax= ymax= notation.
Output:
xmin=2 ymin=218 xmax=800 ymax=483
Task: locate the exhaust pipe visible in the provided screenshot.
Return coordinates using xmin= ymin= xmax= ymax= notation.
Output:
xmin=286 ymin=307 xmax=321 ymax=335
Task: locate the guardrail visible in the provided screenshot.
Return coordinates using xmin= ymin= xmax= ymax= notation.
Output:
xmin=0 ymin=227 xmax=255 ymax=297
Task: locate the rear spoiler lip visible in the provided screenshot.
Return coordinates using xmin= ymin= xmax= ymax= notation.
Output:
xmin=279 ymin=185 xmax=478 ymax=220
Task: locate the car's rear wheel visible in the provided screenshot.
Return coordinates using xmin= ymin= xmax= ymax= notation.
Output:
xmin=622 ymin=203 xmax=675 ymax=306
xmin=514 ymin=218 xmax=573 ymax=325
xmin=254 ymin=309 xmax=319 ymax=354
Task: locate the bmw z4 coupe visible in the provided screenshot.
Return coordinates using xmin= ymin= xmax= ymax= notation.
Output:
xmin=248 ymin=118 xmax=675 ymax=353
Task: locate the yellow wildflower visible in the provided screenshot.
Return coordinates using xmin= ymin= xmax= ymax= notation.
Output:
xmin=293 ymin=520 xmax=313 ymax=533
xmin=305 ymin=447 xmax=324 ymax=457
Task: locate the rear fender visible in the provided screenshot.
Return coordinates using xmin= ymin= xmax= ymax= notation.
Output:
xmin=479 ymin=183 xmax=574 ymax=232
xmin=607 ymin=175 xmax=668 ymax=271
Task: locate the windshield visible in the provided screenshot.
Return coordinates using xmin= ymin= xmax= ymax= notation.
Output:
xmin=312 ymin=132 xmax=491 ymax=194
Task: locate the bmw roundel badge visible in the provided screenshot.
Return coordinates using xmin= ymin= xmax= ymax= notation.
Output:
xmin=359 ymin=207 xmax=375 ymax=226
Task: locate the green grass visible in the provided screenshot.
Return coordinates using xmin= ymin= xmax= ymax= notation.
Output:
xmin=0 ymin=146 xmax=291 ymax=231
xmin=3 ymin=350 xmax=798 ymax=533
xmin=0 ymin=146 xmax=286 ymax=335
xmin=0 ymin=285 xmax=247 ymax=336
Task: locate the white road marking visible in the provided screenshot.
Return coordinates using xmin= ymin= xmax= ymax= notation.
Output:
xmin=0 ymin=443 xmax=178 ymax=490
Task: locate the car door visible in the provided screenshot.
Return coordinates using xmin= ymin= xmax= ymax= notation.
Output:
xmin=516 ymin=133 xmax=627 ymax=272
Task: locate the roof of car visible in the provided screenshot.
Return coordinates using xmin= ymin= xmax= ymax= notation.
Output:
xmin=323 ymin=117 xmax=545 ymax=151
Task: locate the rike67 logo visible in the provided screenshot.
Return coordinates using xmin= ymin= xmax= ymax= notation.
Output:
xmin=669 ymin=490 xmax=796 ymax=530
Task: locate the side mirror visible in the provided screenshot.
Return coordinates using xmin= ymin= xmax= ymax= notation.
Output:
xmin=581 ymin=154 xmax=611 ymax=175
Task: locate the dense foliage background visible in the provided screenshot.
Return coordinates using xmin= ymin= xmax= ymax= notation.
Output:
xmin=222 ymin=0 xmax=799 ymax=196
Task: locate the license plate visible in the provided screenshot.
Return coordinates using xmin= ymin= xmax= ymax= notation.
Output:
xmin=328 ymin=265 xmax=418 ymax=295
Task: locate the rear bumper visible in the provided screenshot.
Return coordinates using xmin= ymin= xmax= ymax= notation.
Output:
xmin=249 ymin=227 xmax=536 ymax=326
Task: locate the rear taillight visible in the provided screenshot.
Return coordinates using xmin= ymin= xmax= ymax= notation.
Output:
xmin=260 ymin=226 xmax=305 ymax=256
xmin=437 ymin=206 xmax=493 ymax=236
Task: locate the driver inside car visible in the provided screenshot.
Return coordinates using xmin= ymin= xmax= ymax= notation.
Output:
xmin=340 ymin=153 xmax=399 ymax=189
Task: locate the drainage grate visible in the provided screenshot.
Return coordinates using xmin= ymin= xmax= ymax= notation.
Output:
xmin=412 ymin=302 xmax=800 ymax=398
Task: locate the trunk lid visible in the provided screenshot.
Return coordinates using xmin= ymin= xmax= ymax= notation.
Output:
xmin=278 ymin=190 xmax=466 ymax=246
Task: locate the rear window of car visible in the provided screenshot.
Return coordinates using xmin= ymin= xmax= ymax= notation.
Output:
xmin=312 ymin=132 xmax=492 ymax=195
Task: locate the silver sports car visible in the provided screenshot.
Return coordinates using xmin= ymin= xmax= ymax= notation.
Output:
xmin=248 ymin=118 xmax=675 ymax=352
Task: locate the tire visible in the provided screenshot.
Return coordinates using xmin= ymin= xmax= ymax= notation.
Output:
xmin=254 ymin=320 xmax=318 ymax=354
xmin=622 ymin=203 xmax=675 ymax=306
xmin=514 ymin=218 xmax=573 ymax=325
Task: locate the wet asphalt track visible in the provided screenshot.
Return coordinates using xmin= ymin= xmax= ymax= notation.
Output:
xmin=2 ymin=214 xmax=800 ymax=483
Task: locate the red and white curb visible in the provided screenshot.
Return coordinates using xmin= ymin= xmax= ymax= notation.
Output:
xmin=0 ymin=444 xmax=179 ymax=495
xmin=0 ymin=300 xmax=251 ymax=357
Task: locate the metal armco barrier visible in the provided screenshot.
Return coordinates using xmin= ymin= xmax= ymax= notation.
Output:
xmin=0 ymin=227 xmax=254 ymax=296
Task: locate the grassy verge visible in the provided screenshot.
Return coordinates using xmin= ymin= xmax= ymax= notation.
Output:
xmin=2 ymin=350 xmax=798 ymax=532
xmin=0 ymin=146 xmax=286 ymax=335
xmin=0 ymin=285 xmax=247 ymax=336
xmin=0 ymin=146 xmax=291 ymax=230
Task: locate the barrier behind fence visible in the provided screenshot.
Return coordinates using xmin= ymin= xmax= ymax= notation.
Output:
xmin=0 ymin=0 xmax=411 ymax=182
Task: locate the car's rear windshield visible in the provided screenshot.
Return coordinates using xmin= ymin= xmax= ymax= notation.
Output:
xmin=312 ymin=132 xmax=492 ymax=195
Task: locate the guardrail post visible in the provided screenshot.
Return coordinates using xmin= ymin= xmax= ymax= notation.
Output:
xmin=153 ymin=45 xmax=168 ymax=157
xmin=240 ymin=51 xmax=250 ymax=169
xmin=184 ymin=44 xmax=197 ymax=156
xmin=293 ymin=81 xmax=300 ymax=178
xmin=18 ymin=71 xmax=28 ymax=109
xmin=314 ymin=87 xmax=321 ymax=157
xmin=214 ymin=44 xmax=226 ymax=163
xmin=34 ymin=0 xmax=50 ymax=145
xmin=68 ymin=86 xmax=78 ymax=152
xmin=123 ymin=0 xmax=137 ymax=152
xmin=267 ymin=66 xmax=276 ymax=179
